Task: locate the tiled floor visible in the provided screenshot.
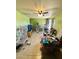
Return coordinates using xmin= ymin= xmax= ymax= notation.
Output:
xmin=16 ymin=32 xmax=62 ymax=59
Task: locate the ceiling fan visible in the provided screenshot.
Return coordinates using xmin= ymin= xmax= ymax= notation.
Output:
xmin=36 ymin=10 xmax=48 ymax=16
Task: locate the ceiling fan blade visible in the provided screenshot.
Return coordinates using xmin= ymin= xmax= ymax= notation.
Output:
xmin=43 ymin=12 xmax=48 ymax=14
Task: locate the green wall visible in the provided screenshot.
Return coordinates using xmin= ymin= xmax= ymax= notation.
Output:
xmin=16 ymin=11 xmax=30 ymax=28
xmin=54 ymin=14 xmax=62 ymax=34
xmin=56 ymin=15 xmax=62 ymax=30
xmin=30 ymin=18 xmax=46 ymax=26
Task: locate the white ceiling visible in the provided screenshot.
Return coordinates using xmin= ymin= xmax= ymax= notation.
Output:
xmin=16 ymin=0 xmax=62 ymax=18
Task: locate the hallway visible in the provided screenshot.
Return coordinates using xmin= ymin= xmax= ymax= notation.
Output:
xmin=16 ymin=32 xmax=62 ymax=59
